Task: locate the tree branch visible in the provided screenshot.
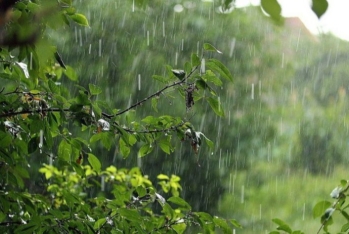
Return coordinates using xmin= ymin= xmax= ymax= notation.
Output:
xmin=103 ymin=65 xmax=199 ymax=119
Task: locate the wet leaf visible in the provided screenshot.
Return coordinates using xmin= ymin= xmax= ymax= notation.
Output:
xmin=58 ymin=139 xmax=71 ymax=161
xmin=191 ymin=53 xmax=201 ymax=67
xmin=88 ymin=153 xmax=101 ymax=172
xmin=158 ymin=137 xmax=172 ymax=154
xmin=157 ymin=174 xmax=169 ymax=180
xmin=207 ymin=97 xmax=225 ymax=117
xmin=261 ymin=0 xmax=282 ymax=22
xmin=203 ymin=43 xmax=222 ymax=54
xmin=172 ymin=69 xmax=186 ymax=80
xmin=151 ymin=98 xmax=158 ymax=112
xmin=152 ymin=75 xmax=168 ymax=83
xmin=313 ymin=201 xmax=332 ymax=218
xmin=206 ymin=59 xmax=233 ymax=81
xmin=138 ymin=143 xmax=153 ymax=157
xmin=64 ymin=66 xmax=78 ymax=81
xmin=168 ymin=196 xmax=191 ymax=210
xmin=89 ymin=84 xmax=102 ymax=95
xmin=213 ymin=216 xmax=231 ymax=234
xmin=230 ymin=219 xmax=242 ymax=228
xmin=70 ymin=13 xmax=89 ymax=26
xmin=119 ymin=138 xmax=130 ymax=158
xmin=93 ymin=218 xmax=106 ymax=230
xmin=312 ymin=0 xmax=328 ymax=18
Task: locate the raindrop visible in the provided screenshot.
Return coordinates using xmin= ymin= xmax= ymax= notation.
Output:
xmin=30 ymin=52 xmax=32 ymax=70
xmin=181 ymin=39 xmax=184 ymax=51
xmin=229 ymin=173 xmax=232 ymax=193
xmin=302 ymin=203 xmax=305 ymax=221
xmin=74 ymin=26 xmax=77 ymax=43
xmin=228 ymin=110 xmax=231 ymax=125
xmin=39 ymin=129 xmax=43 ymax=153
xmin=162 ymin=21 xmax=165 ymax=37
xmin=275 ymin=177 xmax=278 ymax=195
xmin=101 ymin=175 xmax=105 ymax=192
xmin=196 ymin=41 xmax=200 ymax=55
xmin=138 ymin=74 xmax=141 ymax=91
xmin=201 ymin=58 xmax=205 ymax=74
xmin=251 ymin=83 xmax=254 ymax=99
xmin=229 ymin=38 xmax=236 ymax=58
xmin=173 ymin=4 xmax=184 ymax=13
xmin=267 ymin=142 xmax=271 ymax=161
xmin=132 ymin=0 xmax=135 ymax=12
xmin=147 ymin=30 xmax=149 ymax=46
xmin=99 ymin=39 xmax=102 ymax=57
xmin=49 ymin=153 xmax=53 ymax=166
xmin=259 ymin=80 xmax=262 ymax=96
xmin=296 ymin=29 xmax=301 ymax=52
xmin=175 ymin=52 xmax=178 ymax=66
xmin=88 ymin=44 xmax=91 ymax=54
xmin=241 ymin=185 xmax=244 ymax=203
xmin=259 ymin=204 xmax=262 ymax=220
xmin=281 ymin=52 xmax=284 ymax=68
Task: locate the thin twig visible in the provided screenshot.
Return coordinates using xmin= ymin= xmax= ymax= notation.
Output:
xmin=104 ymin=65 xmax=199 ymax=119
xmin=0 ymin=108 xmax=69 ymax=118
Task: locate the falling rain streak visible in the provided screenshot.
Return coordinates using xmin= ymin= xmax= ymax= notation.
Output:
xmin=138 ymin=74 xmax=141 ymax=90
xmin=241 ymin=185 xmax=244 ymax=203
xmin=229 ymin=38 xmax=236 ymax=57
xmin=251 ymin=83 xmax=254 ymax=99
xmin=147 ymin=30 xmax=149 ymax=46
xmin=99 ymin=39 xmax=102 ymax=57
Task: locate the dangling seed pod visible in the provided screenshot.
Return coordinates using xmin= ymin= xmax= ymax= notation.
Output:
xmin=185 ymin=84 xmax=195 ymax=111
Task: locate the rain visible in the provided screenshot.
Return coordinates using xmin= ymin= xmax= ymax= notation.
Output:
xmin=2 ymin=0 xmax=349 ymax=233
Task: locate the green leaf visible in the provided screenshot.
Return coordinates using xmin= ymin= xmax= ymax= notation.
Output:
xmin=161 ymin=203 xmax=175 ymax=219
xmin=313 ymin=201 xmax=332 ymax=218
xmin=261 ymin=0 xmax=282 ymax=21
xmin=213 ymin=216 xmax=231 ymax=234
xmin=158 ymin=137 xmax=172 ymax=154
xmin=58 ymin=139 xmax=72 ymax=161
xmin=100 ymin=132 xmax=114 ymax=150
xmin=48 ymin=80 xmax=60 ymax=94
xmin=271 ymin=218 xmax=287 ymax=226
xmin=119 ymin=208 xmax=142 ymax=223
xmin=206 ymin=59 xmax=233 ymax=81
xmin=88 ymin=153 xmax=101 ymax=172
xmin=230 ymin=219 xmax=242 ymax=228
xmin=203 ymin=43 xmax=222 ymax=54
xmin=89 ymin=84 xmax=102 ymax=95
xmin=152 ymin=75 xmax=168 ymax=83
xmin=70 ymin=13 xmax=89 ymax=26
xmin=157 ymin=174 xmax=169 ymax=180
xmin=172 ymin=69 xmax=186 ymax=80
xmin=341 ymin=210 xmax=349 ymax=221
xmin=172 ymin=223 xmax=187 ymax=234
xmin=168 ymin=196 xmax=192 ymax=211
xmin=191 ymin=53 xmax=201 ymax=67
xmin=64 ymin=66 xmax=78 ymax=81
xmin=14 ymin=223 xmax=38 ymax=233
xmin=203 ymin=70 xmax=223 ymax=86
xmin=207 ymin=97 xmax=225 ymax=117
xmin=138 ymin=143 xmax=153 ymax=157
xmin=93 ymin=218 xmax=106 ymax=230
xmin=342 ymin=222 xmax=349 ymax=232
xmin=312 ymin=0 xmax=328 ymax=18
xmin=119 ymin=138 xmax=130 ymax=158
xmin=151 ymin=98 xmax=158 ymax=112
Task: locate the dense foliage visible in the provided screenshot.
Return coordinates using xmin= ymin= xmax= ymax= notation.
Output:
xmin=1 ymin=0 xmax=348 ymax=233
xmin=0 ymin=0 xmax=239 ymax=233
